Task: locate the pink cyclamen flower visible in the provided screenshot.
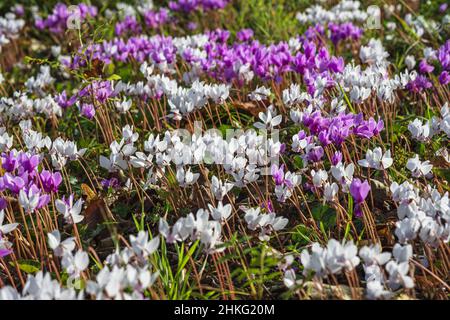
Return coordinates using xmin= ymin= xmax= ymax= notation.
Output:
xmin=331 ymin=151 xmax=343 ymax=166
xmin=439 ymin=71 xmax=450 ymax=85
xmin=350 ymin=178 xmax=371 ymax=218
xmin=271 ymin=164 xmax=285 ymax=186
xmin=350 ymin=178 xmax=371 ymax=204
xmin=81 ymin=104 xmax=95 ymax=119
xmin=419 ymin=59 xmax=434 ymax=73
xmin=0 ymin=248 xmax=12 ymax=258
xmin=39 ymin=170 xmax=62 ymax=193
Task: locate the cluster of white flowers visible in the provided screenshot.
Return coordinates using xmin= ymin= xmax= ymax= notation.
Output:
xmin=0 ymin=91 xmax=62 ymax=122
xmin=391 ymin=181 xmax=450 ymax=246
xmin=18 ymin=120 xmax=86 ymax=169
xmin=300 ymin=158 xmax=354 ymax=202
xmin=282 ymin=83 xmax=310 ymax=108
xmin=243 ymin=207 xmax=288 ymax=241
xmin=282 ymin=239 xmax=360 ymax=289
xmin=337 ymin=39 xmax=416 ymax=103
xmin=404 ymin=14 xmax=441 ymax=38
xmin=114 ymin=70 xmax=230 ymax=119
xmin=55 ymin=196 xmax=85 ymax=224
xmin=0 ymin=11 xmax=25 ymax=52
xmin=87 ymin=231 xmax=160 ymax=299
xmin=301 ymin=239 xmax=360 ymax=277
xmin=358 ymin=147 xmax=393 ymax=170
xmin=406 ymin=154 xmax=433 ymax=178
xmin=24 ymin=66 xmax=55 ymax=96
xmin=101 ymin=121 xmax=282 ymax=191
xmin=0 ymin=230 xmax=160 ymax=300
xmin=100 ymin=124 xmax=139 ymax=172
xmin=249 ymin=86 xmax=272 ymax=102
xmin=408 ymin=103 xmax=450 ymax=141
xmin=282 ymin=240 xmax=415 ymax=299
xmin=159 ymin=208 xmax=223 ymax=251
xmin=296 ymin=0 xmax=368 ymax=24
xmin=361 ymin=243 xmax=414 ymax=299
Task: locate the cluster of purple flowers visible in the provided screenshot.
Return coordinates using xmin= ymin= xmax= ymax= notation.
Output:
xmin=438 ymin=40 xmax=450 ymax=85
xmin=0 ymin=150 xmax=62 ymax=211
xmin=407 ymin=40 xmax=450 ymax=92
xmin=143 ymin=8 xmax=170 ymax=29
xmin=168 ymin=0 xmax=231 ymax=12
xmin=113 ymin=0 xmax=230 ymax=36
xmin=67 ymin=21 xmax=357 ymax=92
xmin=406 ymin=75 xmax=433 ymax=93
xmin=115 ymin=16 xmax=142 ymax=37
xmin=78 ymin=80 xmax=115 ymax=104
xmin=328 ymin=22 xmax=363 ymax=46
xmin=302 ymin=110 xmax=384 ymax=147
xmin=35 ymin=3 xmax=97 ymax=34
xmin=71 ymin=35 xmax=177 ymax=67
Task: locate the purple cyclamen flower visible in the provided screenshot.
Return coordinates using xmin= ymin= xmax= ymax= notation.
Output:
xmin=20 ymin=154 xmax=40 ymax=173
xmin=2 ymin=173 xmax=25 ymax=194
xmin=331 ymin=151 xmax=343 ymax=166
xmin=307 ymin=146 xmax=324 ymax=162
xmin=354 ymin=118 xmax=384 ymax=139
xmin=439 ymin=71 xmax=450 ymax=85
xmin=1 ymin=152 xmax=18 ymax=172
xmin=40 ymin=170 xmax=62 ymax=193
xmin=0 ymin=248 xmax=12 ymax=258
xmin=80 ymin=104 xmax=95 ymax=119
xmin=419 ymin=59 xmax=434 ymax=73
xmin=187 ymin=22 xmax=198 ymax=30
xmin=271 ymin=164 xmax=285 ymax=186
xmin=350 ymin=178 xmax=370 ymax=218
xmin=350 ymin=178 xmax=370 ymax=204
xmin=406 ymin=75 xmax=433 ymax=92
xmin=101 ymin=178 xmax=120 ymax=190
xmin=439 ymin=3 xmax=448 ymax=13
xmin=237 ymin=29 xmax=254 ymax=42
xmin=14 ymin=5 xmax=25 ymax=16
xmin=56 ymin=90 xmax=76 ymax=109
xmin=0 ymin=198 xmax=7 ymax=210
xmin=261 ymin=199 xmax=274 ymax=213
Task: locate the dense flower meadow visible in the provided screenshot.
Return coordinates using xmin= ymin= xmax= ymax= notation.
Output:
xmin=0 ymin=0 xmax=448 ymax=300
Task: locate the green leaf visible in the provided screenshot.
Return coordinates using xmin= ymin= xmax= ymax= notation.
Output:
xmin=11 ymin=260 xmax=41 ymax=274
xmin=107 ymin=74 xmax=121 ymax=81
